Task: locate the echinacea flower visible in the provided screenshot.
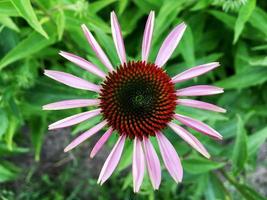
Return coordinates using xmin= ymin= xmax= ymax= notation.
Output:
xmin=43 ymin=11 xmax=226 ymax=192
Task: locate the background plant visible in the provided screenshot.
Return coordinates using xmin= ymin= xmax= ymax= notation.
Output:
xmin=0 ymin=0 xmax=267 ymax=199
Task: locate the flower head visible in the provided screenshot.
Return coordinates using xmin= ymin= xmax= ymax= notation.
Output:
xmin=43 ymin=11 xmax=225 ymax=192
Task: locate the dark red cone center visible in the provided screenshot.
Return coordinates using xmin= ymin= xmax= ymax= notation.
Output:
xmin=99 ymin=61 xmax=176 ymax=139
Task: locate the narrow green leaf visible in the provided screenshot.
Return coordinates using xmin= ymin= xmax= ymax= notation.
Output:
xmin=236 ymin=184 xmax=267 ymax=200
xmin=89 ymin=0 xmax=116 ymax=13
xmin=153 ymin=0 xmax=185 ymax=44
xmin=55 ymin=9 xmax=65 ymax=40
xmin=0 ymin=163 xmax=19 ymax=182
xmin=249 ymin=56 xmax=267 ymax=66
xmin=0 ymin=0 xmax=19 ymax=16
xmin=223 ymin=171 xmax=267 ymax=200
xmin=0 ymin=31 xmax=56 ymax=70
xmin=248 ymin=126 xmax=267 ymax=156
xmin=117 ymin=142 xmax=132 ymax=172
xmin=4 ymin=115 xmax=18 ymax=150
xmin=249 ymin=7 xmax=267 ymax=37
xmin=0 ymin=14 xmax=19 ymax=32
xmin=118 ymin=0 xmax=128 ymax=15
xmin=183 ymin=157 xmax=225 ymax=174
xmin=10 ymin=0 xmax=48 ymax=38
xmin=234 ymin=42 xmax=249 ymax=74
xmin=233 ymin=0 xmax=256 ymax=44
xmin=0 ymin=108 xmax=8 ymax=138
xmin=208 ymin=10 xmax=235 ymax=29
xmin=252 ymin=44 xmax=267 ymax=51
xmin=179 ymin=25 xmax=195 ymax=66
xmin=30 ymin=116 xmax=46 ymax=161
xmin=92 ymin=25 xmax=120 ymax=66
xmin=232 ymin=115 xmax=247 ymax=174
xmin=205 ymin=173 xmax=230 ymax=200
xmin=215 ymin=67 xmax=267 ymax=89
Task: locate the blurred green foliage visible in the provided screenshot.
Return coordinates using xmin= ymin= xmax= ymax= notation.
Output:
xmin=0 ymin=0 xmax=267 ymax=199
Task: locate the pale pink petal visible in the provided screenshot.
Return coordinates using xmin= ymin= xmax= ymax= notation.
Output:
xmin=172 ymin=62 xmax=220 ymax=83
xmin=81 ymin=24 xmax=114 ymax=71
xmin=44 ymin=70 xmax=100 ymax=93
xmin=98 ymin=135 xmax=126 ymax=185
xmin=48 ymin=109 xmax=101 ymax=130
xmin=111 ymin=11 xmax=127 ymax=65
xmin=143 ymin=137 xmax=161 ymax=190
xmin=176 ymin=99 xmax=226 ymax=113
xmin=142 ymin=11 xmax=155 ymax=62
xmin=132 ymin=138 xmax=145 ymax=193
xmin=155 ymin=22 xmax=186 ymax=67
xmin=90 ymin=128 xmax=113 ymax=158
xmin=168 ymin=122 xmax=210 ymax=158
xmin=176 ymin=85 xmax=224 ymax=97
xmin=64 ymin=120 xmax=107 ymax=152
xmin=174 ymin=114 xmax=223 ymax=140
xmin=59 ymin=51 xmax=106 ymax=78
xmin=156 ymin=131 xmax=183 ymax=183
xmin=43 ymin=99 xmax=100 ymax=110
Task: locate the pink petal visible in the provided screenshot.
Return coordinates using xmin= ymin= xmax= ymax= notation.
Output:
xmin=98 ymin=135 xmax=126 ymax=185
xmin=176 ymin=99 xmax=226 ymax=113
xmin=156 ymin=131 xmax=183 ymax=183
xmin=143 ymin=137 xmax=161 ymax=190
xmin=174 ymin=114 xmax=223 ymax=140
xmin=81 ymin=24 xmax=114 ymax=71
xmin=44 ymin=70 xmax=100 ymax=93
xmin=172 ymin=62 xmax=220 ymax=83
xmin=64 ymin=120 xmax=107 ymax=152
xmin=168 ymin=122 xmax=210 ymax=158
xmin=43 ymin=99 xmax=100 ymax=110
xmin=90 ymin=128 xmax=113 ymax=158
xmin=176 ymin=85 xmax=224 ymax=96
xmin=142 ymin=11 xmax=155 ymax=62
xmin=59 ymin=51 xmax=106 ymax=78
xmin=132 ymin=138 xmax=145 ymax=193
xmin=111 ymin=11 xmax=127 ymax=65
xmin=48 ymin=109 xmax=101 ymax=130
xmin=155 ymin=22 xmax=186 ymax=67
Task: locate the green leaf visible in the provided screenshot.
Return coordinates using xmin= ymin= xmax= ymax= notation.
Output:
xmin=208 ymin=10 xmax=235 ymax=30
xmin=232 ymin=115 xmax=247 ymax=174
xmin=89 ymin=0 xmax=116 ymax=13
xmin=252 ymin=44 xmax=267 ymax=51
xmin=55 ymin=9 xmax=65 ymax=40
xmin=0 ymin=14 xmax=19 ymax=32
xmin=249 ymin=56 xmax=267 ymax=66
xmin=234 ymin=42 xmax=249 ymax=74
xmin=118 ymin=0 xmax=128 ymax=15
xmin=0 ymin=142 xmax=29 ymax=156
xmin=236 ymin=184 xmax=267 ymax=200
xmin=4 ymin=115 xmax=18 ymax=150
xmin=0 ymin=108 xmax=8 ymax=138
xmin=205 ymin=173 xmax=230 ymax=200
xmin=179 ymin=25 xmax=195 ymax=67
xmin=233 ymin=0 xmax=256 ymax=44
xmin=248 ymin=126 xmax=267 ymax=157
xmin=0 ymin=0 xmax=19 ymax=16
xmin=249 ymin=7 xmax=267 ymax=37
xmin=0 ymin=163 xmax=19 ymax=182
xmin=10 ymin=0 xmax=48 ymax=38
xmin=153 ymin=0 xmax=186 ymax=45
xmin=215 ymin=67 xmax=267 ymax=89
xmin=117 ymin=141 xmax=132 ymax=172
xmin=0 ymin=31 xmax=56 ymax=70
xmin=223 ymin=171 xmax=267 ymax=200
xmin=92 ymin=25 xmax=120 ymax=66
xmin=183 ymin=157 xmax=225 ymax=174
xmin=30 ymin=116 xmax=47 ymax=161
